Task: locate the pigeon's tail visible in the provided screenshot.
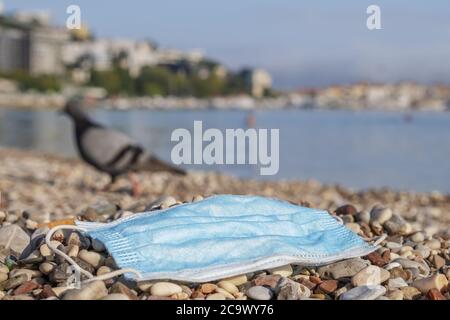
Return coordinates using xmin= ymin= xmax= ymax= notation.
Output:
xmin=139 ymin=155 xmax=187 ymax=176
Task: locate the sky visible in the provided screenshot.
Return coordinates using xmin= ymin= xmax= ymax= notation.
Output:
xmin=3 ymin=0 xmax=450 ymax=89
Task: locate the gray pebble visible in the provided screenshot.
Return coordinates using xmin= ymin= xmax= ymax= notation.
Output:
xmin=340 ymin=285 xmax=386 ymax=300
xmin=246 ymin=286 xmax=273 ymax=300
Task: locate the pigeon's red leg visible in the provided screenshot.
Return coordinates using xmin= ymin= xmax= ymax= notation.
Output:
xmin=128 ymin=172 xmax=142 ymax=197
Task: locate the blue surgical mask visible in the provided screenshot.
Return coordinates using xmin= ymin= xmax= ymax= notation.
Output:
xmin=76 ymin=195 xmax=379 ymax=282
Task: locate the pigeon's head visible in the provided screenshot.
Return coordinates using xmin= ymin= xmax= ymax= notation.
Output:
xmin=62 ymin=97 xmax=89 ymax=121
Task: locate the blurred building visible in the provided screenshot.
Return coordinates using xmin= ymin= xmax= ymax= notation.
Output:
xmin=63 ymin=39 xmax=206 ymax=80
xmin=240 ymin=68 xmax=273 ymax=98
xmin=0 ymin=10 xmax=69 ymax=75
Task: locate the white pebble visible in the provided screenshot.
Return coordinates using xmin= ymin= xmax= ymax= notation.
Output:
xmin=150 ymin=282 xmax=182 ymax=297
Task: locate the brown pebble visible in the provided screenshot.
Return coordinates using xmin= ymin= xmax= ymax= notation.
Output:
xmin=432 ymin=255 xmax=446 ymax=269
xmin=335 ymin=204 xmax=357 ymax=216
xmin=427 ymin=288 xmax=446 ymax=300
xmin=309 ymin=276 xmax=322 ymax=285
xmin=366 ymin=251 xmax=389 ymax=267
xmin=110 ymin=282 xmax=139 ymax=300
xmin=190 ymin=289 xmax=205 ymax=299
xmin=252 ymin=275 xmax=281 ymax=289
xmin=390 ymin=267 xmax=411 ymax=281
xmin=317 ymin=280 xmax=338 ymax=294
xmin=13 ymin=280 xmax=40 ymax=295
xmin=200 ymin=283 xmax=217 ymax=294
xmin=38 ymin=285 xmax=57 ymax=299
xmin=297 ymin=278 xmax=317 ymax=290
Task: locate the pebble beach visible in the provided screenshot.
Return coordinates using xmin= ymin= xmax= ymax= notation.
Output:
xmin=0 ymin=148 xmax=449 ymax=300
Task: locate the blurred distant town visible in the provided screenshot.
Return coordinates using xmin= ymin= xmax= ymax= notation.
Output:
xmin=0 ymin=4 xmax=449 ymax=111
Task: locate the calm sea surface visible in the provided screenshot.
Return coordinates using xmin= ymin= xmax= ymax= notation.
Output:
xmin=0 ymin=108 xmax=449 ymax=193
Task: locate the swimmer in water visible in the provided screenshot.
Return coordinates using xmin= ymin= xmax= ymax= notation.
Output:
xmin=246 ymin=112 xmax=256 ymax=128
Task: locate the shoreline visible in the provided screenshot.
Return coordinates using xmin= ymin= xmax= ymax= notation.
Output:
xmin=0 ymin=92 xmax=449 ymax=112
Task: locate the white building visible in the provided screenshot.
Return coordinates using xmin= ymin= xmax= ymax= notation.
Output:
xmin=0 ymin=12 xmax=69 ymax=75
xmin=241 ymin=68 xmax=272 ymax=98
xmin=63 ymin=38 xmax=206 ymax=79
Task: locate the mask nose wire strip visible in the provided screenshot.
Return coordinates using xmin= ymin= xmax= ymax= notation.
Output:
xmin=45 ymin=225 xmax=142 ymax=283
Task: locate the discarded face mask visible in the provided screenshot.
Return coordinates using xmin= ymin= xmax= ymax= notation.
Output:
xmin=46 ymin=195 xmax=382 ymax=283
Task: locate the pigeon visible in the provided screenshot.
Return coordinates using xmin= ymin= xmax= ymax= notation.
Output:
xmin=63 ymin=98 xmax=185 ymax=195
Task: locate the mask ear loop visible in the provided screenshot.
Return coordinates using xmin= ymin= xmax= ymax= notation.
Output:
xmin=45 ymin=225 xmax=142 ymax=284
xmin=372 ymin=233 xmax=387 ymax=247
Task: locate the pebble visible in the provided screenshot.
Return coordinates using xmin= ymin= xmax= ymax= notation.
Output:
xmin=78 ymin=249 xmax=104 ymax=268
xmin=414 ymin=244 xmax=431 ymax=259
xmin=13 ymin=280 xmax=39 ymax=295
xmin=9 ymin=268 xmax=40 ymax=279
xmin=215 ymin=288 xmax=234 ymax=299
xmin=427 ymin=288 xmax=446 ymax=300
xmin=38 ymin=285 xmax=56 ymax=299
xmin=40 ymin=242 xmax=57 ymax=257
xmin=25 ymin=219 xmax=38 ymax=230
xmin=268 ymin=264 xmax=293 ymax=277
xmin=400 ymin=286 xmax=421 ymax=300
xmin=366 ymin=251 xmax=389 ymax=267
xmin=150 ymin=282 xmax=182 ymax=297
xmin=394 ymin=258 xmax=430 ymax=277
xmin=52 ymin=286 xmax=71 ymax=298
xmin=0 ymin=263 xmax=8 ymax=273
xmin=63 ymin=281 xmax=108 ymax=300
xmin=432 ymin=255 xmax=446 ymax=269
xmin=424 ymin=239 xmax=441 ymax=250
xmin=318 ymin=258 xmax=370 ymax=279
xmin=200 ymin=283 xmax=217 ymax=294
xmin=345 ymin=223 xmax=361 ymax=234
xmin=110 ymin=282 xmax=138 ymax=300
xmin=351 ymin=265 xmax=390 ymax=286
xmin=159 ymin=196 xmax=177 ymax=209
xmin=335 ymin=205 xmax=357 ymax=216
xmin=217 ymin=280 xmax=239 ymax=294
xmin=412 ymin=274 xmax=448 ymax=294
xmin=410 ymin=232 xmax=425 ymax=243
xmin=387 ymin=277 xmax=408 ymax=289
xmin=0 ymin=224 xmax=30 ymax=254
xmin=91 ymin=239 xmax=106 ymax=252
xmin=356 ymin=210 xmax=371 ymax=224
xmin=206 ymin=293 xmax=226 ymax=300
xmin=246 ymin=286 xmax=273 ymax=300
xmin=252 ymin=274 xmax=281 ymax=289
xmin=172 ymin=292 xmax=190 ymax=300
xmin=222 ymin=274 xmax=247 ymax=286
xmin=340 ymin=285 xmax=386 ymax=300
xmin=385 ymin=242 xmax=402 ymax=252
xmin=67 ymin=232 xmax=81 ymax=247
xmin=384 ymin=214 xmax=411 ymax=235
xmin=67 ymin=245 xmax=79 ymax=258
xmin=137 ymin=281 xmax=154 ymax=292
xmin=192 ymin=195 xmax=204 ymax=202
xmin=385 ymin=289 xmax=404 ymax=300
xmin=96 ymin=266 xmax=112 ymax=276
xmin=370 ymin=206 xmax=392 ymax=224
xmin=83 ymin=201 xmax=117 ymax=219
xmin=3 ymin=274 xmax=30 ymax=290
xmin=317 ymin=280 xmax=338 ymax=294
xmin=101 ymin=293 xmax=130 ymax=300
xmin=0 ymin=211 xmax=6 ymax=223
xmin=310 ymin=293 xmax=326 ymax=299
xmin=277 ymin=279 xmax=311 ymax=300
xmin=0 ymin=272 xmax=8 ymax=283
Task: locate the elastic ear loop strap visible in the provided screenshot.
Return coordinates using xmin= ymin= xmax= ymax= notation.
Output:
xmin=45 ymin=225 xmax=142 ymax=284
